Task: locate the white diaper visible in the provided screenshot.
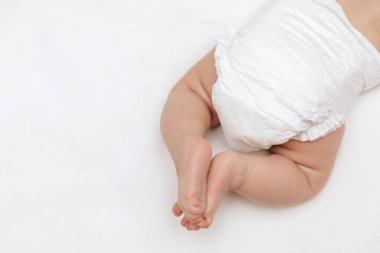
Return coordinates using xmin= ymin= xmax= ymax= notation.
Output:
xmin=211 ymin=0 xmax=380 ymax=152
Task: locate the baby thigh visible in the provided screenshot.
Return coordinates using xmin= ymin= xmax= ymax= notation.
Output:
xmin=226 ymin=125 xmax=346 ymax=206
xmin=270 ymin=125 xmax=346 ymax=195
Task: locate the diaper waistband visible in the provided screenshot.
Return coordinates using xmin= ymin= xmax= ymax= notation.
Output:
xmin=314 ymin=0 xmax=380 ymax=92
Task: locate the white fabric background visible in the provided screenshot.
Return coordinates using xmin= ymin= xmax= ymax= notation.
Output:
xmin=0 ymin=0 xmax=379 ymax=252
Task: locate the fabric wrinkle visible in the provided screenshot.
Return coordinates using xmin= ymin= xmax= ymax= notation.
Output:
xmin=212 ymin=0 xmax=380 ymax=152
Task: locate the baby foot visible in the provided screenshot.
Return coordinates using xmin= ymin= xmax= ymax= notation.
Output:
xmin=172 ymin=135 xmax=212 ymax=230
xmin=202 ymin=151 xmax=244 ymax=228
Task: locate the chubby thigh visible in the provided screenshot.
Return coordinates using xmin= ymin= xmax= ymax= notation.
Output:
xmin=270 ymin=125 xmax=345 ymax=174
xmin=177 ymin=47 xmax=220 ymax=127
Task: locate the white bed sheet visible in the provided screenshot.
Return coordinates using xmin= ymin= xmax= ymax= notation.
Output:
xmin=0 ymin=0 xmax=380 ymax=252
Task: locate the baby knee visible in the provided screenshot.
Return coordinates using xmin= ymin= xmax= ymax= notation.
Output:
xmin=297 ymin=164 xmax=332 ymax=202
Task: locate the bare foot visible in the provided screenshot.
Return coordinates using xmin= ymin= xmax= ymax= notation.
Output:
xmin=202 ymin=151 xmax=245 ymax=228
xmin=171 ymin=134 xmax=212 ymax=230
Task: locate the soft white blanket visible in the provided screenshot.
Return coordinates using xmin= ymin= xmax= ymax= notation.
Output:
xmin=1 ymin=0 xmax=379 ymax=252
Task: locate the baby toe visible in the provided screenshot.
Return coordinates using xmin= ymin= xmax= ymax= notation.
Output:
xmin=172 ymin=202 xmax=183 ymax=217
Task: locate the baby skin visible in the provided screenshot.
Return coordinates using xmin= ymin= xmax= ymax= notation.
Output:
xmin=160 ymin=0 xmax=380 ymax=231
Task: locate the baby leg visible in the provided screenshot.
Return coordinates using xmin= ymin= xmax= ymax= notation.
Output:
xmin=203 ymin=125 xmax=345 ymax=228
xmin=160 ymin=47 xmax=219 ymax=230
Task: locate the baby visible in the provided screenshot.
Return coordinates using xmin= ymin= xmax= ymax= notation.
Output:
xmin=160 ymin=0 xmax=380 ymax=231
